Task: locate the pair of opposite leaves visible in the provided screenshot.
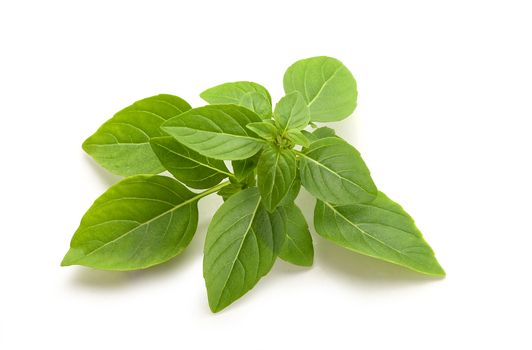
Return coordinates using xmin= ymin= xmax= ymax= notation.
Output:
xmin=62 ymin=56 xmax=444 ymax=313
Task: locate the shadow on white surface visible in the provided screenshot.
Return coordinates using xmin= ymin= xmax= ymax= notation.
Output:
xmin=68 ymin=160 xmax=442 ymax=294
xmin=66 ymin=240 xmax=439 ymax=290
xmin=314 ymin=237 xmax=442 ymax=285
xmin=67 ymin=249 xmax=195 ymax=289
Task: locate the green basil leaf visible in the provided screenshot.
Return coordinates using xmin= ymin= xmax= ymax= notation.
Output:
xmin=273 ymin=203 xmax=314 ymax=266
xmin=274 ymin=91 xmax=310 ymax=131
xmin=200 ymin=81 xmax=272 ymax=117
xmin=240 ymin=91 xmax=272 ymax=119
xmin=61 ymin=175 xmax=199 ymax=270
xmin=279 ymin=172 xmax=301 ymax=206
xmin=313 ymin=126 xmax=336 ymax=139
xmin=150 ymin=136 xmax=231 ymax=189
xmin=246 ymin=121 xmax=278 ymax=141
xmin=162 ymin=104 xmax=264 ymax=160
xmin=299 ymin=137 xmax=377 ymax=204
xmin=300 ymin=130 xmax=317 ymax=143
xmin=217 ymin=183 xmax=242 ymax=201
xmin=232 ymin=152 xmax=261 ymax=182
xmin=314 ymin=192 xmax=445 ymax=276
xmin=286 ymin=129 xmax=310 ymax=148
xmin=83 ymin=94 xmax=191 ymax=176
xmin=267 ymin=209 xmax=287 ymax=255
xmin=257 ymin=145 xmax=297 ymax=212
xmin=203 ymin=188 xmax=280 ymax=312
xmin=300 ymin=127 xmax=335 ymax=151
xmin=283 ymin=56 xmax=357 ymax=122
xmin=201 ymin=81 xmax=272 ymax=104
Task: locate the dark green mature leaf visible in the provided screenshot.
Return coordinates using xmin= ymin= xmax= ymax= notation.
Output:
xmin=203 ymin=188 xmax=282 ymax=312
xmin=299 ymin=137 xmax=377 ymax=205
xmin=232 ymin=152 xmax=261 ymax=182
xmin=314 ymin=192 xmax=445 ymax=276
xmin=200 ymin=81 xmax=272 ymax=118
xmin=283 ymin=56 xmax=357 ymax=122
xmin=83 ymin=94 xmax=191 ymax=176
xmin=162 ymin=104 xmax=264 ymax=160
xmin=150 ymin=136 xmax=231 ymax=189
xmin=279 ymin=172 xmax=301 ymax=206
xmin=257 ymin=145 xmax=297 ymax=212
xmin=61 ymin=175 xmax=200 ymax=270
xmin=274 ymin=91 xmax=310 ymax=131
xmin=273 ymin=203 xmax=314 ymax=266
xmin=217 ymin=183 xmax=242 ymax=201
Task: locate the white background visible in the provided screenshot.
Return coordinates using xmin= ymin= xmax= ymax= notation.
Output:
xmin=1 ymin=1 xmax=531 ymax=349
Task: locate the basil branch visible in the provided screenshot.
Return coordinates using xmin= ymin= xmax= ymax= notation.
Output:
xmin=62 ymin=56 xmax=444 ymax=313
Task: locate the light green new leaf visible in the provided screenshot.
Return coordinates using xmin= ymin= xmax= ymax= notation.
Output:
xmin=61 ymin=175 xmax=200 ymax=270
xmin=314 ymin=192 xmax=445 ymax=276
xmin=240 ymin=92 xmax=272 ymax=118
xmin=286 ymin=129 xmax=310 ymax=148
xmin=257 ymin=145 xmax=297 ymax=212
xmin=246 ymin=121 xmax=278 ymax=141
xmin=301 ymin=127 xmax=336 ymax=147
xmin=201 ymin=81 xmax=272 ymax=105
xmin=203 ymin=188 xmax=282 ymax=312
xmin=150 ymin=136 xmax=231 ymax=189
xmin=283 ymin=56 xmax=357 ymax=122
xmin=272 ymin=203 xmax=314 ymax=266
xmin=274 ymin=91 xmax=310 ymax=131
xmin=200 ymin=81 xmax=272 ymax=117
xmin=300 ymin=130 xmax=317 ymax=143
xmin=313 ymin=126 xmax=336 ymax=139
xmin=83 ymin=94 xmax=191 ymax=176
xmin=299 ymin=137 xmax=377 ymax=205
xmin=162 ymin=104 xmax=264 ymax=160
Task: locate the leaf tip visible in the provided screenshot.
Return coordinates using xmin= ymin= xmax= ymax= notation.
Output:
xmin=81 ymin=138 xmax=91 ymax=154
xmin=296 ymin=260 xmax=314 ymax=268
xmin=199 ymin=89 xmax=211 ymax=103
xmin=61 ymin=247 xmax=83 ymax=267
xmin=417 ymin=258 xmax=446 ymax=277
xmin=60 ymin=256 xmax=72 ymax=267
xmin=431 ymin=264 xmax=446 ymax=277
xmin=209 ymin=305 xmax=221 ymax=313
xmin=208 ymin=297 xmax=225 ymax=313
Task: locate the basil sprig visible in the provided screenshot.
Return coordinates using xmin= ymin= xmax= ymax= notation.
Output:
xmin=63 ymin=56 xmax=444 ymax=313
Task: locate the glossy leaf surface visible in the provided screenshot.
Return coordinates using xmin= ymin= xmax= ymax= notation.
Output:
xmin=257 ymin=145 xmax=297 ymax=212
xmin=315 ymin=192 xmax=445 ymax=276
xmin=62 ymin=175 xmax=199 ymax=270
xmin=162 ymin=105 xmax=264 ymax=160
xmin=299 ymin=137 xmax=377 ymax=204
xmin=284 ymin=56 xmax=357 ymax=122
xmin=203 ymin=188 xmax=281 ymax=312
xmin=83 ymin=95 xmax=191 ymax=176
xmin=150 ymin=136 xmax=231 ymax=189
